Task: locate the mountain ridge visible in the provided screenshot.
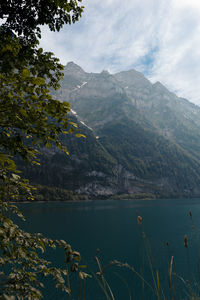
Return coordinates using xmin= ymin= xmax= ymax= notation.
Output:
xmin=22 ymin=62 xmax=200 ymax=199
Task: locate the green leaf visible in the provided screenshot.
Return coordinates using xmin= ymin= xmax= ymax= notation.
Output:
xmin=76 ymin=133 xmax=86 ymax=138
xmin=21 ymin=68 xmax=30 ymax=78
xmin=12 ymin=173 xmax=20 ymax=180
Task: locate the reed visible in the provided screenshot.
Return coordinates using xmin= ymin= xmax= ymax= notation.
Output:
xmin=87 ymin=211 xmax=200 ymax=300
xmin=67 ymin=210 xmax=200 ymax=299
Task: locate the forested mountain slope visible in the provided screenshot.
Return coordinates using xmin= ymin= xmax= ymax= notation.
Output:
xmin=22 ymin=62 xmax=200 ymax=198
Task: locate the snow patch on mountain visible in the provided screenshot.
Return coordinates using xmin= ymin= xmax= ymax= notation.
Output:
xmin=71 ymin=109 xmax=77 ymax=115
xmin=77 ymin=82 xmax=87 ymax=89
xmin=80 ymin=120 xmax=93 ymax=131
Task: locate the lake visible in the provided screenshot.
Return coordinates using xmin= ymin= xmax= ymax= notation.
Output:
xmin=16 ymin=198 xmax=200 ymax=299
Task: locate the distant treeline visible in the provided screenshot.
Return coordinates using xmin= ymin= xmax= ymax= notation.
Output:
xmin=12 ymin=183 xmax=196 ymax=203
xmin=14 ymin=184 xmax=88 ymax=202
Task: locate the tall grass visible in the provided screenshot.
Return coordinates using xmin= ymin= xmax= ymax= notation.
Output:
xmin=81 ymin=211 xmax=200 ymax=300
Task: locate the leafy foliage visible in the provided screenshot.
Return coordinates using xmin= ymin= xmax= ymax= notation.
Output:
xmin=0 ymin=30 xmax=74 ymax=161
xmin=0 ymin=0 xmax=87 ymax=298
xmin=0 ymin=198 xmax=83 ymax=298
xmin=0 ymin=163 xmax=87 ymax=299
xmin=0 ymin=0 xmax=84 ymax=43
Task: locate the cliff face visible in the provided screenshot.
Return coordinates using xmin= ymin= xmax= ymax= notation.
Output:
xmin=22 ymin=62 xmax=200 ymax=198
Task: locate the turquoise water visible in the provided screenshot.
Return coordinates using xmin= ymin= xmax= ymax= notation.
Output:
xmin=17 ymin=198 xmax=200 ymax=299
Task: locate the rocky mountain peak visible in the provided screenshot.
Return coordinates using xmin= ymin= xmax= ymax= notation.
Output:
xmin=152 ymin=81 xmax=172 ymax=94
xmin=27 ymin=62 xmax=200 ymax=198
xmin=153 ymin=81 xmax=166 ymax=89
xmin=114 ymin=68 xmax=151 ymax=88
xmin=64 ymin=61 xmax=85 ymax=76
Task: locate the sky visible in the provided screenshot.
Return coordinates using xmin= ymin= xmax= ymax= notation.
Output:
xmin=39 ymin=0 xmax=200 ymax=105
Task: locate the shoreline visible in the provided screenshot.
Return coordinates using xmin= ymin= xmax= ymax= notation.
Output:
xmin=10 ymin=196 xmax=200 ymax=204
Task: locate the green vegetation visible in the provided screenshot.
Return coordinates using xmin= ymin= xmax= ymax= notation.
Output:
xmin=2 ymin=0 xmax=200 ymax=298
xmin=33 ymin=185 xmax=88 ymax=202
xmin=110 ymin=193 xmax=156 ymax=200
xmin=0 ymin=1 xmax=89 ymax=299
xmin=21 ymin=111 xmax=200 ymax=199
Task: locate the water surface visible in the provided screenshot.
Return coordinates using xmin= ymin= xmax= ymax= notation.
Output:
xmin=17 ymin=198 xmax=200 ymax=299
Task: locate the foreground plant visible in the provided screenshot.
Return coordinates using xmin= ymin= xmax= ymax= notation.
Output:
xmin=0 ymin=202 xmax=79 ymax=298
xmin=91 ymin=213 xmax=200 ymax=300
xmin=0 ymin=0 xmax=87 ymax=298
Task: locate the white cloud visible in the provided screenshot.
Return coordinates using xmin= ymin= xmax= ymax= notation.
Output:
xmin=39 ymin=0 xmax=200 ymax=105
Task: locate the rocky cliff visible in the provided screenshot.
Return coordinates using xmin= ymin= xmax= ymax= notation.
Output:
xmin=21 ymin=62 xmax=200 ymax=198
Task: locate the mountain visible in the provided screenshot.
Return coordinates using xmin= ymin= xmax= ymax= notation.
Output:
xmin=21 ymin=62 xmax=200 ymax=199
